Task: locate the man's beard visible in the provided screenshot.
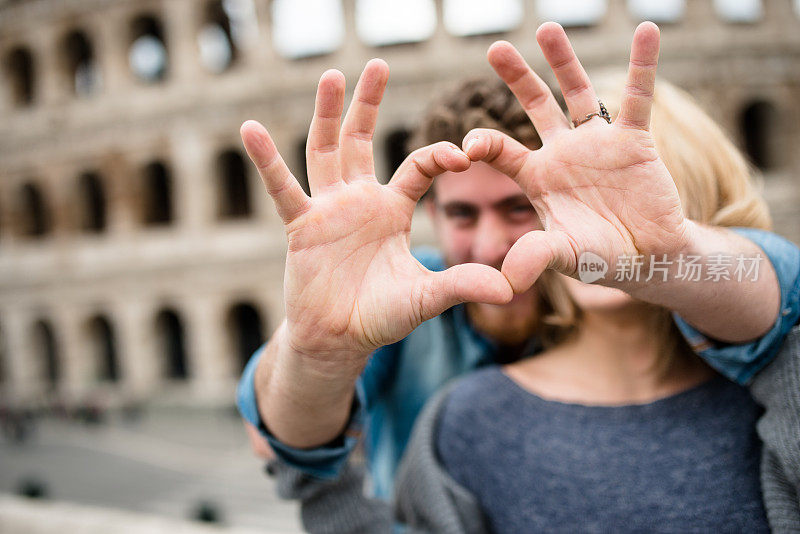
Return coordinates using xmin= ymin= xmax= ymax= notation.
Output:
xmin=466 ymin=290 xmax=541 ymax=359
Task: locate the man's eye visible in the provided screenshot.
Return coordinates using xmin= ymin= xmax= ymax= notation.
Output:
xmin=443 ymin=207 xmax=477 ymax=221
xmin=450 ymin=210 xmax=473 ymax=219
xmin=509 ymin=204 xmax=535 ymax=217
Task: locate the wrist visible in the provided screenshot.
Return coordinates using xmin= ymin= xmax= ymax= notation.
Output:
xmin=607 ymin=219 xmax=697 ymax=298
xmin=257 ymin=321 xmax=365 ymax=448
xmin=276 ymin=320 xmax=371 ymax=383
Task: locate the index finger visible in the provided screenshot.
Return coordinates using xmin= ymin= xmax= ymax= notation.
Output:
xmin=241 ymin=120 xmax=311 ymax=224
xmin=387 ymin=142 xmax=471 ymax=203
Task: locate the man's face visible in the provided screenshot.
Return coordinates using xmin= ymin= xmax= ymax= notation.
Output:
xmin=426 ymin=161 xmax=541 ymax=270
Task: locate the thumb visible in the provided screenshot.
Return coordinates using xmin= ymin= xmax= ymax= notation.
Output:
xmin=502 ymin=230 xmax=576 ymax=293
xmin=418 ymin=263 xmax=513 ymax=321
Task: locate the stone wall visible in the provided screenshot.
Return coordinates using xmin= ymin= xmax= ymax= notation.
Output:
xmin=0 ymin=0 xmax=798 ymax=408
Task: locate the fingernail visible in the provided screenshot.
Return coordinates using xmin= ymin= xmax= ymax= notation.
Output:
xmin=450 ymin=145 xmax=469 ymax=160
xmin=465 ymin=136 xmax=479 ymax=155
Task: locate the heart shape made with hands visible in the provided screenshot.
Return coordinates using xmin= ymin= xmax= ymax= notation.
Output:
xmin=240 ymin=21 xmax=688 ymax=357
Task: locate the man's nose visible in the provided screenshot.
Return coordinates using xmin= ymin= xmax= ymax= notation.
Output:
xmin=472 ymin=216 xmax=512 ymax=268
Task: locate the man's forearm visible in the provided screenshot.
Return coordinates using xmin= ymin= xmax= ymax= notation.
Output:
xmin=255 ymin=320 xmax=368 ymax=449
xmin=626 ymin=222 xmax=779 ymax=343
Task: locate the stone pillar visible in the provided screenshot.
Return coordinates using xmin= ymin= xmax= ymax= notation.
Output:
xmin=604 ymin=0 xmax=633 ymax=34
xmin=169 ymin=125 xmax=215 ymax=230
xmin=3 ymin=310 xmax=36 ymax=404
xmin=185 ymin=294 xmax=230 ymax=402
xmin=418 ymin=0 xmax=450 ymax=66
xmin=763 ymin=0 xmax=799 ymax=41
xmin=0 ymin=52 xmax=13 ymax=112
xmin=684 ymin=0 xmax=719 ymax=35
xmin=92 ymin=9 xmax=132 ymax=95
xmin=163 ymin=0 xmax=204 ymax=85
xmin=0 ymin=180 xmax=13 ymax=244
xmin=336 ymin=0 xmax=371 ymax=64
xmin=54 ymin=305 xmax=90 ymax=403
xmin=239 ymin=0 xmax=278 ymax=69
xmin=100 ymin=151 xmax=138 ymax=234
xmin=44 ymin=165 xmax=72 ymax=240
xmin=116 ymin=299 xmax=159 ymax=399
xmin=29 ymin=25 xmax=67 ymax=107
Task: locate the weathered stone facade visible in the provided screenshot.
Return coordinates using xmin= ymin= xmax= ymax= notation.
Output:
xmin=1 ymin=0 xmax=798 ymax=409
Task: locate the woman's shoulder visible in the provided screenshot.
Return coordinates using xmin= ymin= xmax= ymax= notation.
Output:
xmin=436 ymin=367 xmax=519 ymax=441
xmin=443 ymin=366 xmax=510 ymax=410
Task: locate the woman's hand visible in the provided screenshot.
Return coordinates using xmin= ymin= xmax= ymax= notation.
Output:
xmin=241 ymin=60 xmax=511 ymax=372
xmin=464 ymin=22 xmax=691 ymax=293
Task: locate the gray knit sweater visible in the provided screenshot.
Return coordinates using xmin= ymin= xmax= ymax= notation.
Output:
xmin=270 ymin=325 xmax=800 ymax=533
xmin=750 ymin=324 xmax=800 ymax=533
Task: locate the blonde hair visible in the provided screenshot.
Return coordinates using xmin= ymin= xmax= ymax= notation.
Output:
xmin=538 ymin=74 xmax=772 ymax=370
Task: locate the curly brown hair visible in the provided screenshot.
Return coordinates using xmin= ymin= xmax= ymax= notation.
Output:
xmin=408 ymin=77 xmax=543 ymax=153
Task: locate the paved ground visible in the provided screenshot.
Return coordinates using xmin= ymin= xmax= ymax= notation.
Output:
xmin=0 ymin=408 xmax=303 ymax=532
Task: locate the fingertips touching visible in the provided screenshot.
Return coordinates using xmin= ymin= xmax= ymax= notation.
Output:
xmin=462 ymin=130 xmax=489 ymax=161
xmin=437 ymin=143 xmax=471 ymax=172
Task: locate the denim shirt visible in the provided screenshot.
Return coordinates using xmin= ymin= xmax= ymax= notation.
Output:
xmin=673 ymin=228 xmax=800 ymax=383
xmin=237 ymin=229 xmax=800 ymax=499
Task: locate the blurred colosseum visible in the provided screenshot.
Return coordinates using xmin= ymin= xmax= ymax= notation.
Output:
xmin=1 ymin=0 xmax=798 ymax=411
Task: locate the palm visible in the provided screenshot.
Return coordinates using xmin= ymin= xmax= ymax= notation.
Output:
xmin=283 ymin=183 xmax=424 ymax=354
xmin=522 ymin=126 xmax=687 ymax=273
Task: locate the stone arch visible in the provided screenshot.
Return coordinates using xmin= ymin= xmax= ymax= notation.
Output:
xmin=129 ymin=14 xmax=168 ymax=83
xmin=18 ymin=182 xmax=51 ymax=238
xmin=77 ymin=171 xmax=107 ymax=233
xmin=61 ymin=30 xmax=99 ymax=96
xmin=84 ymin=315 xmax=119 ymax=383
xmin=30 ymin=319 xmax=59 ymax=390
xmin=4 ymin=46 xmax=35 ymax=107
xmin=225 ymin=301 xmax=266 ymax=372
xmin=740 ymin=100 xmax=778 ymax=171
xmin=216 ymin=149 xmax=252 ymax=219
xmin=154 ymin=308 xmax=188 ymax=380
xmin=141 ymin=161 xmax=173 ymax=226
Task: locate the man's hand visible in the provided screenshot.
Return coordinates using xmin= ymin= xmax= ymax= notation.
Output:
xmin=243 ymin=59 xmax=511 ymax=369
xmin=240 ymin=60 xmax=511 ymax=447
xmin=465 ymin=22 xmax=779 ymax=342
